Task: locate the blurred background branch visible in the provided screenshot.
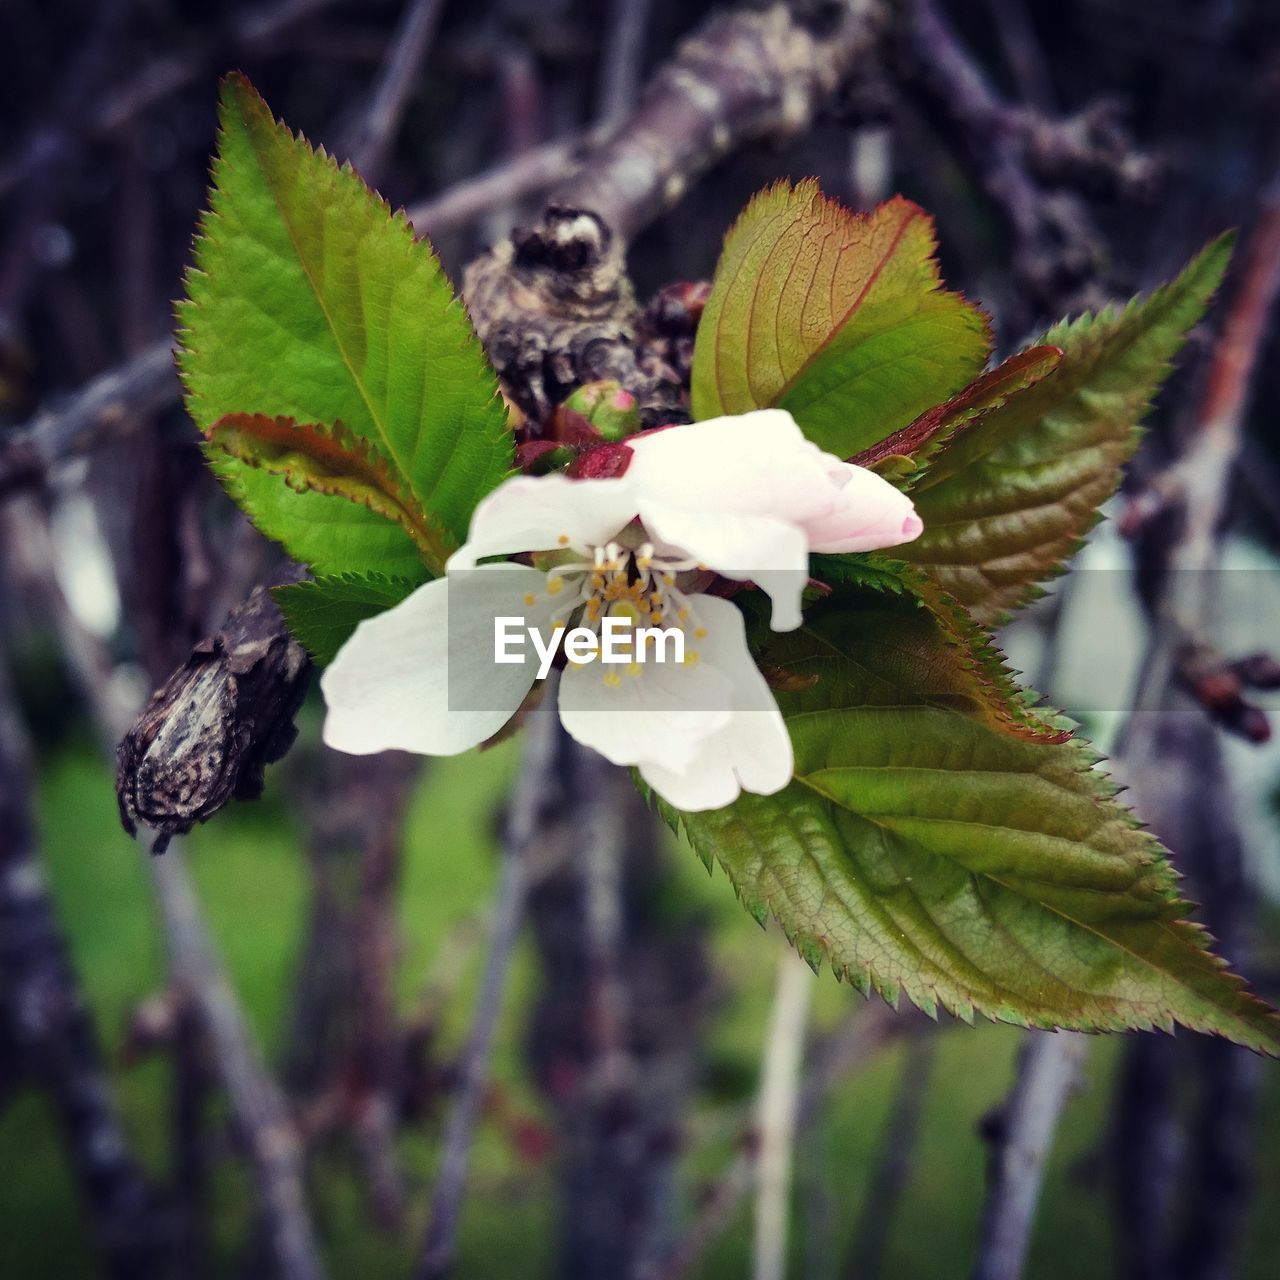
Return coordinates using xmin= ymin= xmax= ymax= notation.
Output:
xmin=2 ymin=2 xmax=1279 ymax=1279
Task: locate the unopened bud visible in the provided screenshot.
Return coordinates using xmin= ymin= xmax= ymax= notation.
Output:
xmin=554 ymin=380 xmax=642 ymax=444
xmin=1234 ymin=652 xmax=1280 ymax=690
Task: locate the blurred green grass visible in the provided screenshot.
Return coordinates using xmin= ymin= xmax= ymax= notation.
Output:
xmin=4 ymin=739 xmax=1279 ymax=1278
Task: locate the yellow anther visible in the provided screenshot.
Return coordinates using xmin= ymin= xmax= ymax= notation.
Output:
xmin=684 ymin=649 xmax=700 ymax=665
xmin=677 ymin=607 xmax=690 ymax=622
xmin=546 ymin=577 xmax=563 ymax=596
xmin=627 ymin=662 xmax=642 ymax=677
xmin=694 ymin=627 xmax=707 ymax=639
xmin=558 ymin=534 xmax=570 ymax=546
xmin=523 ymin=593 xmax=537 ymax=606
xmin=603 ymin=671 xmax=622 ymax=688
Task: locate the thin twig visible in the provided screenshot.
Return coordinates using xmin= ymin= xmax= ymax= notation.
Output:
xmin=753 ymin=944 xmax=816 ymax=1280
xmin=580 ymin=751 xmax=630 ymax=1085
xmin=237 ymin=0 xmax=344 ymax=44
xmin=1120 ymin=174 xmax=1280 ymax=748
xmin=980 ymin=0 xmax=1054 ymax=111
xmin=404 ymin=133 xmax=593 ymax=234
xmin=650 ymin=1000 xmax=912 ymax=1280
xmin=654 ymin=1155 xmax=754 ymax=1280
xmin=415 ymin=688 xmax=560 ymax=1280
xmin=552 ymin=0 xmax=883 ymax=242
xmin=1110 ymin=1035 xmax=1179 ymax=1280
xmin=0 ymin=341 xmax=177 ymax=497
xmin=970 ymin=1031 xmax=1086 ymax=1280
xmin=344 ymin=0 xmax=448 ymax=186
xmin=148 ymin=842 xmax=327 ymax=1280
xmin=1173 ymin=177 xmax=1280 ymax=575
xmin=596 ymin=0 xmax=654 ymax=127
xmin=843 ymin=1032 xmax=938 ymax=1279
xmin=900 ymin=0 xmax=1153 ymax=324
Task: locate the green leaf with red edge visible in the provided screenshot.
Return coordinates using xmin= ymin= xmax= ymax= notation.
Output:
xmin=180 ymin=73 xmax=511 ymax=579
xmin=895 ymin=235 xmax=1232 ymax=623
xmin=850 ymin=344 xmax=1063 ymax=482
xmin=659 ymin=582 xmax=1280 ymax=1054
xmin=205 ymin=413 xmax=450 ymax=571
xmin=690 ymin=180 xmax=992 ymax=456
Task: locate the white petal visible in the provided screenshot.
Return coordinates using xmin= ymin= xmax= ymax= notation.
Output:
xmin=321 ymin=566 xmax=552 ymax=756
xmin=639 ymin=754 xmax=740 ymax=811
xmin=447 ymin=473 xmax=638 ymax=569
xmin=557 ymin=640 xmax=733 ymax=773
xmin=638 ymin=596 xmax=792 ymax=810
xmin=803 ymin=461 xmax=924 ymax=552
xmin=637 ymin=499 xmax=809 ymax=631
xmin=641 ymin=707 xmax=793 ymax=810
xmin=627 ymin=410 xmax=922 ymax=558
xmin=625 ymin=410 xmax=841 ymax=527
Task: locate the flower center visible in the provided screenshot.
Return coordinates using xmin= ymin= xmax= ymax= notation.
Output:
xmin=526 ymin=537 xmax=709 ymax=680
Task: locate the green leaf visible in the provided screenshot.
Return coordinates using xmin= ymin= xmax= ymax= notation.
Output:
xmin=896 ymin=236 xmax=1233 ymax=622
xmin=813 ymin=556 xmax=1074 ymax=746
xmin=180 ymin=72 xmax=511 ymax=574
xmin=690 ymin=181 xmax=992 ymax=456
xmin=665 ymin=588 xmax=1280 ymax=1054
xmin=273 ymin=573 xmax=418 ymax=665
xmin=206 ymin=413 xmax=449 ymax=571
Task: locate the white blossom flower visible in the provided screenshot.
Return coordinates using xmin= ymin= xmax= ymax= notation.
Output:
xmin=321 ymin=408 xmax=922 ymax=811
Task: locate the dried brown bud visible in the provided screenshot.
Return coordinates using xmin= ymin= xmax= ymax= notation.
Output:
xmin=115 ymin=585 xmax=310 ymax=852
xmin=463 ymin=205 xmax=683 ymax=432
